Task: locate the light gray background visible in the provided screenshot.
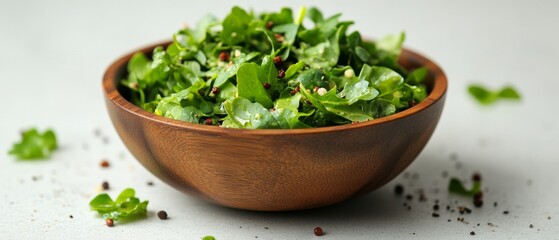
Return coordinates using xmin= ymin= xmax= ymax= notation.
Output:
xmin=1 ymin=0 xmax=558 ymax=239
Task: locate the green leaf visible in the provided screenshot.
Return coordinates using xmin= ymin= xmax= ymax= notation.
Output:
xmin=307 ymin=7 xmax=324 ymax=24
xmin=448 ymin=178 xmax=481 ymax=196
xmin=9 ymin=128 xmax=58 ymax=160
xmin=257 ymin=55 xmax=278 ymax=85
xmin=294 ymin=26 xmax=341 ymax=69
xmin=213 ymin=52 xmax=259 ymax=87
xmin=295 ymin=69 xmax=329 ymax=90
xmin=376 ymin=32 xmax=405 ymax=59
xmin=323 ymin=104 xmax=374 ymax=122
xmin=202 ymin=236 xmax=216 ymax=240
xmin=359 ymin=64 xmax=404 ymax=97
xmin=405 ymin=67 xmax=428 ymax=85
xmin=220 ymin=6 xmax=252 ymax=46
xmin=89 ymin=188 xmax=148 ymax=222
xmin=284 ymin=61 xmax=305 ymax=79
xmin=468 ymin=84 xmax=521 ymax=105
xmin=237 ymin=63 xmax=273 ymax=109
xmin=224 ymin=97 xmax=279 ymax=129
xmin=338 ymin=79 xmax=379 ymax=104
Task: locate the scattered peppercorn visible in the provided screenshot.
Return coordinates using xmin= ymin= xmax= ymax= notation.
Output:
xmin=211 ymin=87 xmax=220 ymax=95
xmin=263 ymin=82 xmax=271 ymax=89
xmin=101 ymin=181 xmax=109 ymax=190
xmin=472 ymin=173 xmax=482 ymax=182
xmin=147 ymin=181 xmax=154 ymax=186
xmin=470 ymin=231 xmax=475 ymax=236
xmin=494 ymin=201 xmax=498 ymax=207
xmin=432 ymin=213 xmax=440 ymax=218
xmin=277 ymin=69 xmax=286 ymax=78
xmin=265 ymin=21 xmax=273 ymax=29
xmin=273 ymin=56 xmax=282 ymax=66
xmin=419 ymin=193 xmax=427 ymax=202
xmin=406 ymin=194 xmax=413 ymax=201
xmin=106 ymin=218 xmax=114 ymax=227
xmin=529 ymin=224 xmax=534 ymax=228
xmin=219 ymin=51 xmax=230 ymax=62
xmin=157 ymin=211 xmax=168 ymax=220
xmin=473 ymin=199 xmax=483 ymax=208
xmin=69 ymin=215 xmax=73 ymax=219
xmin=448 ymin=219 xmax=451 ymax=222
xmin=100 ymin=160 xmax=110 ymax=168
xmin=264 ymin=227 xmax=269 ymax=229
xmin=313 ymin=227 xmax=323 ymax=236
xmin=473 ymin=191 xmax=483 ymax=200
xmin=205 ymin=118 xmax=213 ymax=125
xmin=394 ymin=184 xmax=404 ymax=195
xmin=503 ymin=211 xmax=509 ymax=215
xmin=407 ymin=206 xmax=412 ymax=211
xmin=433 ymin=205 xmax=440 ymax=211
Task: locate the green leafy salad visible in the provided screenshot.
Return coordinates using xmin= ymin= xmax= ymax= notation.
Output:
xmin=122 ymin=6 xmax=429 ymax=129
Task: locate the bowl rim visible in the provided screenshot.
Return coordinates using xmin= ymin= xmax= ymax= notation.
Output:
xmin=103 ymin=41 xmax=447 ymax=136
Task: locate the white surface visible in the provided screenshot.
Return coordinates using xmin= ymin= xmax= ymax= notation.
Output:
xmin=1 ymin=0 xmax=558 ymax=239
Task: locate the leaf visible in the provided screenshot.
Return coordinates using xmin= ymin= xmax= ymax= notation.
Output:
xmin=323 ymin=104 xmax=374 ymax=122
xmin=405 ymin=67 xmax=428 ymax=85
xmin=338 ymin=79 xmax=379 ymax=104
xmin=257 ymin=55 xmax=278 ymax=86
xmin=9 ymin=128 xmax=58 ymax=160
xmin=359 ymin=64 xmax=404 ymax=97
xmin=224 ymin=97 xmax=279 ymax=129
xmin=89 ymin=188 xmax=148 ymax=222
xmin=468 ymin=84 xmax=521 ymax=105
xmin=220 ymin=6 xmax=252 ymax=46
xmin=295 ymin=69 xmax=329 ymax=90
xmin=376 ymin=32 xmax=405 ymax=59
xmin=284 ymin=61 xmax=305 ymax=79
xmin=213 ymin=52 xmax=259 ymax=87
xmin=307 ymin=7 xmax=324 ymax=24
xmin=448 ymin=178 xmax=481 ymax=196
xmin=236 ymin=63 xmax=273 ymax=109
xmin=294 ymin=26 xmax=343 ymax=69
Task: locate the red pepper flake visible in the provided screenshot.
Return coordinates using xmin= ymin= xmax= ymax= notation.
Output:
xmin=265 ymin=21 xmax=274 ymax=29
xmin=262 ymin=82 xmax=271 ymax=89
xmin=277 ymin=69 xmax=286 ymax=78
xmin=290 ymin=86 xmax=300 ymax=95
xmin=100 ymin=160 xmax=110 ymax=168
xmin=313 ymin=227 xmax=323 ymax=236
xmin=106 ymin=218 xmax=114 ymax=227
xmin=157 ymin=211 xmax=168 ymax=220
xmin=219 ymin=51 xmax=230 ymax=62
xmin=205 ymin=118 xmax=213 ymax=125
xmin=273 ymin=56 xmax=282 ymax=66
xmin=211 ymin=87 xmax=220 ymax=95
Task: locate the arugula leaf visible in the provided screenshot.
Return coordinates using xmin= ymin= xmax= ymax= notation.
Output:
xmin=448 ymin=178 xmax=481 ymax=196
xmin=468 ymin=84 xmax=521 ymax=105
xmin=9 ymin=128 xmax=58 ymax=160
xmin=89 ymin=188 xmax=148 ymax=221
xmin=213 ymin=52 xmax=259 ymax=88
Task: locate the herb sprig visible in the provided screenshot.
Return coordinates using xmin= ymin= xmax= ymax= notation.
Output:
xmin=89 ymin=188 xmax=148 ymax=223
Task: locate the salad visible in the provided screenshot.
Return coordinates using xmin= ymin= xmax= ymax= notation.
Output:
xmin=122 ymin=6 xmax=428 ymax=129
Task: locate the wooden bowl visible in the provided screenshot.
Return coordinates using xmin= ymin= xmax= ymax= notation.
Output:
xmin=103 ymin=42 xmax=447 ymax=211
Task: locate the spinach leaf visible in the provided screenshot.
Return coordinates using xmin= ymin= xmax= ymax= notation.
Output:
xmin=221 ymin=7 xmax=252 ymax=46
xmin=236 ymin=63 xmax=273 ymax=109
xmin=448 ymin=178 xmax=481 ymax=196
xmin=224 ymin=97 xmax=278 ymax=129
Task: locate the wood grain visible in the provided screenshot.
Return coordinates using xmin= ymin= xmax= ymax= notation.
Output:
xmin=102 ymin=41 xmax=447 ymax=211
